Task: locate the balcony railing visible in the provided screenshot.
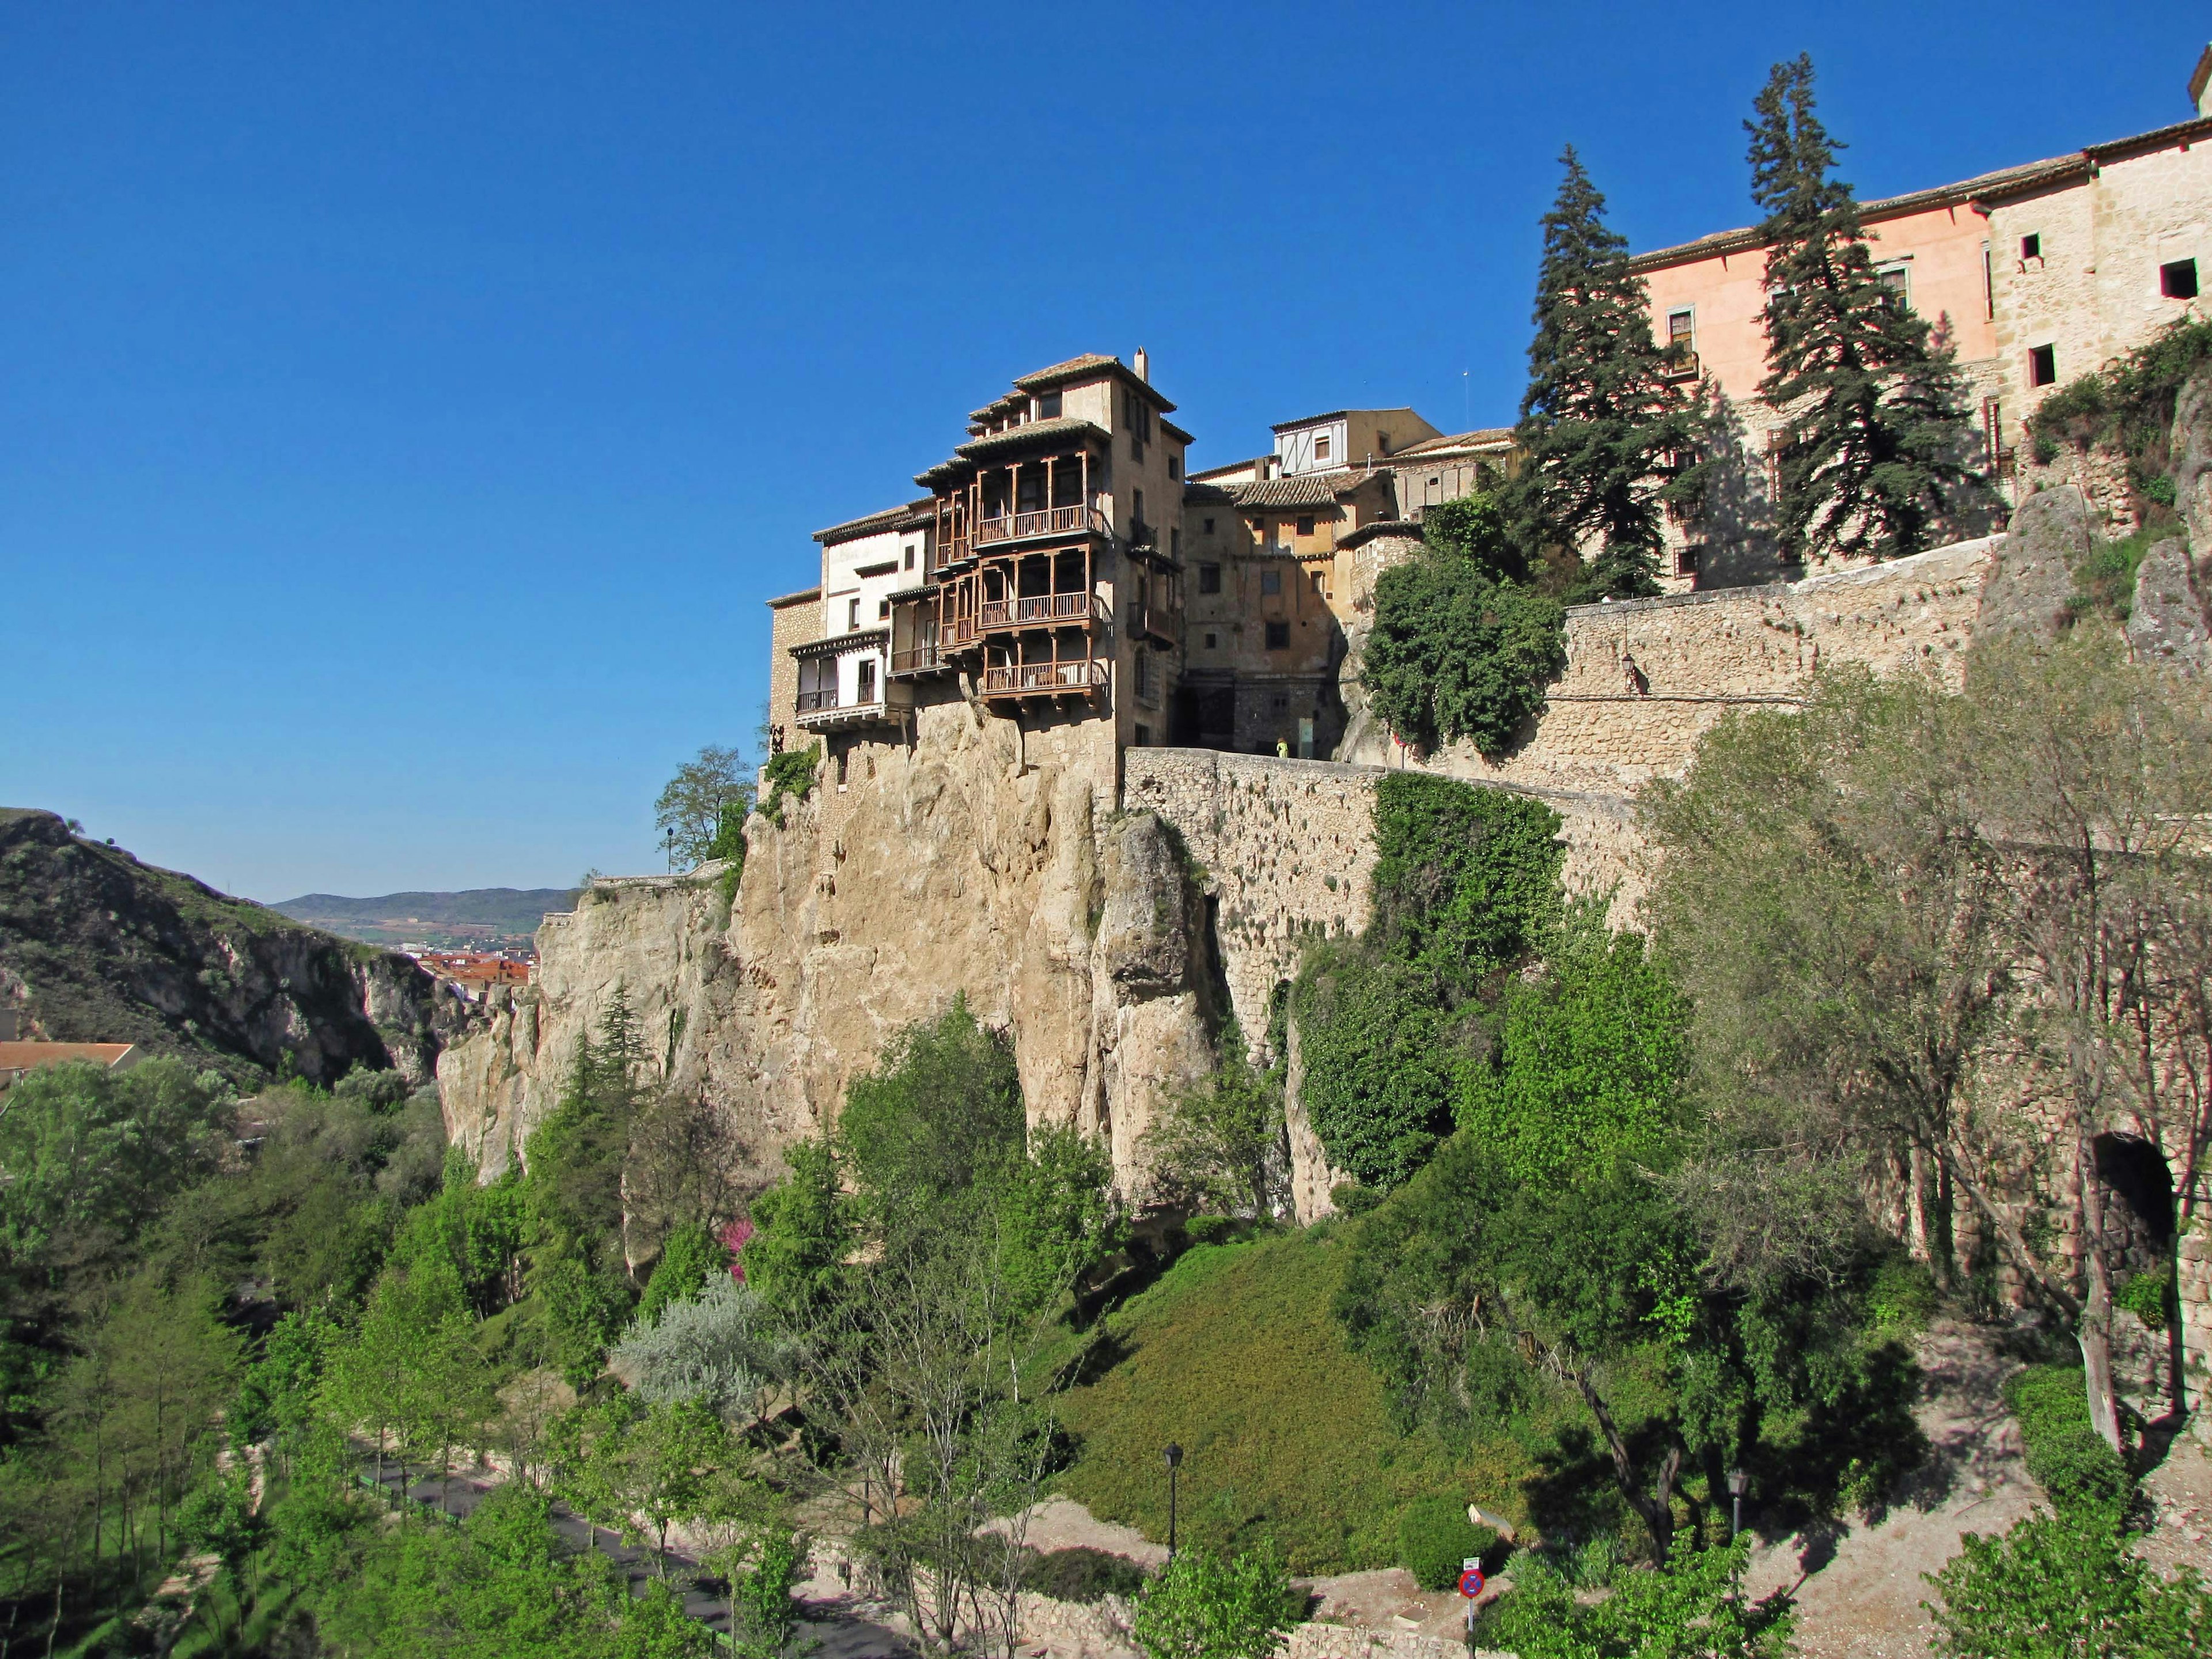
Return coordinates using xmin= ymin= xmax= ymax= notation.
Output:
xmin=980 ymin=658 xmax=1109 ymax=696
xmin=1658 ymin=347 xmax=1700 ymax=382
xmin=973 ymin=505 xmax=1105 ymax=546
xmin=1128 ymin=599 xmax=1181 ymax=643
xmin=890 ymin=643 xmax=946 ymax=675
xmin=796 ymin=688 xmax=838 ymax=714
xmin=979 ymin=591 xmax=1097 ymax=631
xmin=796 ymin=692 xmax=887 ymax=728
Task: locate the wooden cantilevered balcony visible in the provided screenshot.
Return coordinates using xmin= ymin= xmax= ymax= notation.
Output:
xmin=1127 ymin=596 xmax=1181 ymax=646
xmin=794 ymin=688 xmax=889 ymax=730
xmin=980 ymin=658 xmax=1109 ymax=698
xmin=979 ymin=590 xmax=1102 ymax=631
xmin=972 ymin=504 xmax=1111 ymax=548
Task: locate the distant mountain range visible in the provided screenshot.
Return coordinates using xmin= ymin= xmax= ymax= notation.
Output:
xmin=270 ymin=887 xmax=580 ymax=948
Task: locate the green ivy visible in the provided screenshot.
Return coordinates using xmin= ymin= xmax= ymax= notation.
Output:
xmin=1369 ymin=772 xmax=1563 ymax=1002
xmin=757 ymin=744 xmax=820 ymax=827
xmin=2027 ymin=315 xmax=2212 ymax=508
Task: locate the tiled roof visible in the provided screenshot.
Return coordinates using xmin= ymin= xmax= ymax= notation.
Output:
xmin=1228 ymin=475 xmax=1380 ymax=509
xmin=1268 ymin=406 xmax=1423 ymax=434
xmin=1184 ymin=482 xmax=1240 ymax=503
xmin=1339 ymin=519 xmax=1429 ymax=550
xmin=1190 ymin=456 xmax=1270 ymax=483
xmin=1388 ymin=427 xmax=1517 ymax=457
xmin=1621 ymin=119 xmax=2212 ymax=274
xmin=789 ymin=628 xmax=889 ymax=660
xmin=1012 ymin=354 xmax=1178 ymax=412
xmin=952 ymin=417 xmax=1111 ymax=461
xmin=0 ymin=1041 xmax=135 ymax=1073
xmin=813 ymin=498 xmax=934 ymax=545
xmin=766 ymin=587 xmax=822 ymax=608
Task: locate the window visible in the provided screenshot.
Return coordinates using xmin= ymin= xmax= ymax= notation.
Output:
xmin=857 ymin=658 xmax=877 ymax=704
xmin=1202 ymin=517 xmax=1215 ymax=534
xmin=1668 ymin=309 xmax=1695 ymax=350
xmin=1133 ymin=724 xmax=1150 ymax=747
xmin=1260 ymin=569 xmax=1282 ymax=596
xmin=1376 ymin=430 xmax=1391 ymax=453
xmin=1677 ymin=546 xmax=1702 ymax=577
xmin=2029 ymin=344 xmax=2057 ymax=387
xmin=1271 ymin=695 xmax=1289 ymax=711
xmin=1265 ymin=621 xmax=1290 ymax=650
xmin=1169 ymin=456 xmax=1181 ymax=479
xmin=2164 ymin=257 xmax=2200 ymax=299
xmin=1198 ymin=562 xmax=1222 ymax=594
xmin=1313 ymin=431 xmax=1333 ymax=462
xmin=1877 ymin=262 xmax=1911 ymax=308
xmin=848 ymin=597 xmax=861 ymax=629
xmin=2021 ymin=233 xmax=2041 ymax=260
xmin=1040 ymin=390 xmax=1062 ymax=419
xmin=1296 ymin=515 xmax=1315 ymax=537
xmin=878 ymin=599 xmax=889 ymax=620
xmin=1172 ymin=528 xmax=1181 ymax=559
xmin=903 ymin=544 xmax=916 ymax=570
xmin=1982 ymin=238 xmax=1994 ymax=320
xmin=1134 ymin=489 xmax=1145 ymax=529
xmin=1203 ymin=631 xmax=1218 ymax=649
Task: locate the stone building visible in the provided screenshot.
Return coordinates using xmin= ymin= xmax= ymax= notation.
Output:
xmin=1632 ymin=41 xmax=2212 ymax=571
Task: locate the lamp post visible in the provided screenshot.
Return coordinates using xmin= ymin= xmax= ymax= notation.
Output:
xmin=1164 ymin=1444 xmax=1183 ymax=1560
xmin=1726 ymin=1467 xmax=1748 ymax=1604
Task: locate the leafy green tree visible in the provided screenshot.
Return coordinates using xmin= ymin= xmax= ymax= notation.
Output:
xmin=1363 ymin=543 xmax=1567 ymax=757
xmin=1143 ymin=1048 xmax=1286 ymax=1218
xmin=1515 ymin=146 xmax=1692 ymax=600
xmin=657 ymin=744 xmax=755 ymax=869
xmin=637 ymin=1220 xmax=732 ymax=1327
xmin=175 ymin=1469 xmax=267 ymax=1639
xmin=1480 ymin=1540 xmax=1791 ymax=1659
xmin=993 ymin=1122 xmax=1122 ymax=1323
xmin=743 ymin=1138 xmax=852 ymax=1321
xmin=838 ymin=995 xmax=1025 ymax=1235
xmin=1748 ymin=55 xmax=1990 ymax=562
xmin=1291 ymin=944 xmax=1463 ymax=1192
xmin=1420 ymin=491 xmax=1528 ymax=584
xmin=1925 ymin=1508 xmax=2212 ymax=1659
xmin=717 ymin=1526 xmax=808 ymax=1659
xmin=1130 ymin=1546 xmax=1302 ymax=1659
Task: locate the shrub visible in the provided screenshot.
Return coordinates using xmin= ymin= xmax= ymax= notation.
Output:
xmin=2069 ymin=525 xmax=2164 ymax=624
xmin=1024 ymin=1546 xmax=1150 ymax=1603
xmin=1476 ymin=1541 xmax=1789 ymax=1659
xmin=1290 ymin=944 xmax=1460 ymax=1191
xmin=1131 ymin=1546 xmax=1302 ymax=1659
xmin=1396 ymin=1495 xmax=1495 ymax=1591
xmin=1363 ymin=554 xmax=1565 ymax=757
xmin=2115 ymin=1263 xmax=2172 ymax=1331
xmin=1368 ymin=772 xmax=1563 ymax=1003
xmin=2025 ymin=315 xmax=2212 ymax=505
xmin=758 ymin=745 xmax=821 ymax=826
xmin=1925 ymin=1508 xmax=2211 ymax=1658
xmin=2002 ymin=1365 xmax=2133 ymax=1520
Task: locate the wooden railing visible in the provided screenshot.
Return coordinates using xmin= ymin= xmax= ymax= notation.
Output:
xmin=980 ymin=659 xmax=1109 ymax=695
xmin=891 ymin=644 xmax=944 ymax=675
xmin=796 ymin=688 xmax=838 ymax=714
xmin=1129 ymin=599 xmax=1181 ymax=642
xmin=972 ymin=505 xmax=1104 ymax=546
xmin=979 ymin=592 xmax=1096 ymax=630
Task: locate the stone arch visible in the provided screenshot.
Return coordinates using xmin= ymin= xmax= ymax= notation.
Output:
xmin=2093 ymin=1132 xmax=2176 ymax=1275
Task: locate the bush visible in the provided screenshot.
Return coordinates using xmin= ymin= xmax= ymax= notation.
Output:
xmin=2003 ymin=1365 xmax=2133 ymax=1519
xmin=1925 ymin=1508 xmax=2211 ymax=1658
xmin=1396 ymin=1495 xmax=1495 ymax=1591
xmin=2115 ymin=1263 xmax=2172 ymax=1331
xmin=758 ymin=745 xmax=821 ymax=826
xmin=1476 ymin=1541 xmax=1789 ymax=1659
xmin=1130 ymin=1546 xmax=1302 ymax=1659
xmin=1024 ymin=1546 xmax=1150 ymax=1603
xmin=1363 ymin=553 xmax=1565 ymax=758
xmin=2025 ymin=315 xmax=2212 ymax=505
xmin=1290 ymin=944 xmax=1461 ymax=1191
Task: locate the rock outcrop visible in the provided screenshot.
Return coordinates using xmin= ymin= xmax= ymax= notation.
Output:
xmin=438 ymin=709 xmax=1220 ymax=1196
xmin=2127 ymin=537 xmax=2211 ymax=675
xmin=2170 ymin=367 xmax=2212 ymax=554
xmin=1976 ymin=487 xmax=2090 ymax=644
xmin=0 ymin=806 xmax=453 ymax=1086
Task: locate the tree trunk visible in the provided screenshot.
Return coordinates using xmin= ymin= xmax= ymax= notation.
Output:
xmin=1906 ymin=1146 xmax=1931 ymax=1266
xmin=1572 ymin=1368 xmax=1679 ymax=1564
xmin=2075 ymin=1132 xmax=2125 ymax=1453
xmin=1940 ymin=1145 xmax=2082 ymax=1316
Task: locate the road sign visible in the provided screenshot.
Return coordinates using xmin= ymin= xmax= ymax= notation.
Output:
xmin=1457 ymin=1566 xmax=1485 ymax=1599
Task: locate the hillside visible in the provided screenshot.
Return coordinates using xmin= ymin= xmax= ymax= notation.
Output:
xmin=270 ymin=886 xmax=578 ymax=949
xmin=0 ymin=808 xmax=457 ymax=1088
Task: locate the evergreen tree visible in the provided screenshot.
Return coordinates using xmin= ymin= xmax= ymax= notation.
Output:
xmin=1748 ymin=55 xmax=1991 ymax=562
xmin=1514 ymin=147 xmax=1692 ymax=600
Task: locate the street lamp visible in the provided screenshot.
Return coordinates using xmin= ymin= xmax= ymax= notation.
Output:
xmin=1725 ymin=1467 xmax=1749 ymax=1605
xmin=1164 ymin=1444 xmax=1183 ymax=1560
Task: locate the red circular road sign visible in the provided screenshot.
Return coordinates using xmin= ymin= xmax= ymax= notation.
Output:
xmin=1457 ymin=1567 xmax=1485 ymax=1598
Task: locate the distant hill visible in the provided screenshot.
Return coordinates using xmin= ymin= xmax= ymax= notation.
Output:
xmin=0 ymin=808 xmax=452 ymax=1087
xmin=270 ymin=887 xmax=581 ymax=948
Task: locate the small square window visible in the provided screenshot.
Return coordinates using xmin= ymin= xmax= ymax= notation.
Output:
xmin=903 ymin=545 xmax=916 ymax=570
xmin=1204 ymin=632 xmax=1218 ymax=649
xmin=1198 ymin=563 xmax=1222 ymax=594
xmin=1260 ymin=570 xmax=1282 ymax=597
xmin=2021 ymin=233 xmax=2041 ymax=260
xmin=2163 ymin=258 xmax=2199 ymax=300
xmin=1265 ymin=621 xmax=1290 ymax=649
xmin=2029 ymin=344 xmax=2057 ymax=387
xmin=1040 ymin=391 xmax=1062 ymax=419
xmin=1169 ymin=456 xmax=1181 ymax=479
xmin=1133 ymin=724 xmax=1150 ymax=747
xmin=1677 ymin=547 xmax=1702 ymax=577
xmin=848 ymin=598 xmax=861 ymax=629
xmin=1271 ymin=695 xmax=1289 ymax=711
xmin=878 ymin=599 xmax=889 ymax=619
xmin=1313 ymin=432 xmax=1333 ymax=462
xmin=1203 ymin=517 xmax=1215 ymax=534
xmin=1296 ymin=515 xmax=1315 ymax=537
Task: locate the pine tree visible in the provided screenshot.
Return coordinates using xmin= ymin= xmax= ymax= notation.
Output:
xmin=1515 ymin=146 xmax=1692 ymax=600
xmin=1748 ymin=55 xmax=1991 ymax=562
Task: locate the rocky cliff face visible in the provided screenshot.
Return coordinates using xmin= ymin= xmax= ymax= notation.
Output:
xmin=438 ymin=707 xmax=1222 ymax=1195
xmin=0 ymin=807 xmax=453 ymax=1087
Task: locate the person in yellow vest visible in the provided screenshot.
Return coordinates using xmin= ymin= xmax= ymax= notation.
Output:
xmin=1275 ymin=737 xmax=1289 ymax=759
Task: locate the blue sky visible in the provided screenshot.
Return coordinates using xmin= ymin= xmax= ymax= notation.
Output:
xmin=3 ymin=2 xmax=2198 ymax=900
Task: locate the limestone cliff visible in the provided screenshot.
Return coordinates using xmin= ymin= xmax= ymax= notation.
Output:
xmin=439 ymin=707 xmax=1222 ymax=1196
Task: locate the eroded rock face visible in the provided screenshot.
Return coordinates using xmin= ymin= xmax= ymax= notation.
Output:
xmin=1979 ymin=487 xmax=2090 ymax=643
xmin=2171 ymin=368 xmax=2212 ymax=554
xmin=437 ymin=707 xmax=1219 ymax=1196
xmin=2128 ymin=537 xmax=2211 ymax=675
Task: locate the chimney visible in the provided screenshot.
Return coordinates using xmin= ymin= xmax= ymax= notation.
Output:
xmin=2192 ymin=43 xmax=2212 ymax=116
xmin=1134 ymin=347 xmax=1149 ymax=384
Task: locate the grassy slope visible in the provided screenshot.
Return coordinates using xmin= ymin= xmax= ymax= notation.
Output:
xmin=270 ymin=887 xmax=580 ymax=935
xmin=1050 ymin=1229 xmax=1503 ymax=1575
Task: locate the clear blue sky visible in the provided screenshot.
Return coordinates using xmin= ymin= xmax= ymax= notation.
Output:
xmin=4 ymin=2 xmax=2198 ymax=900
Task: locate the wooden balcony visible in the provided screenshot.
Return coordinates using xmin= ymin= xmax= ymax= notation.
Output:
xmin=980 ymin=658 xmax=1109 ymax=698
xmin=794 ymin=690 xmax=889 ymax=730
xmin=1128 ymin=597 xmax=1180 ymax=645
xmin=973 ymin=504 xmax=1109 ymax=547
xmin=979 ymin=591 xmax=1100 ymax=631
xmin=890 ymin=643 xmax=946 ymax=676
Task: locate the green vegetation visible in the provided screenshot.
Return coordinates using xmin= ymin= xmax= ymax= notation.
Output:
xmin=1476 ymin=1540 xmax=1791 ymax=1659
xmin=756 ymin=745 xmax=821 ymax=827
xmin=1142 ymin=1046 xmax=1286 ymax=1217
xmin=1747 ymin=56 xmax=1991 ymax=561
xmin=1362 ymin=520 xmax=1567 ymax=757
xmin=657 ymin=744 xmax=757 ymax=869
xmin=1051 ymin=1232 xmax=1476 ymax=1573
xmin=1396 ymin=1494 xmax=1495 ymax=1590
xmin=2002 ymin=1365 xmax=2134 ymax=1522
xmin=2027 ymin=314 xmax=2212 ymax=510
xmin=1513 ymin=146 xmax=1694 ymax=600
xmin=1923 ymin=1508 xmax=2212 ymax=1659
xmin=1130 ymin=1546 xmax=1301 ymax=1659
xmin=2070 ymin=522 xmax=2165 ymax=624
